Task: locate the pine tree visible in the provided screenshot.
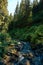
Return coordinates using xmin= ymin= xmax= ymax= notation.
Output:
xmin=19 ymin=0 xmax=30 ymax=21
xmin=32 ymin=0 xmax=38 ymax=16
xmin=14 ymin=2 xmax=19 ymax=21
xmin=19 ymin=0 xmax=26 ymax=16
xmin=25 ymin=0 xmax=30 ymax=19
xmin=39 ymin=0 xmax=43 ymax=11
xmin=0 ymin=0 xmax=8 ymax=16
xmin=0 ymin=0 xmax=8 ymax=31
xmin=15 ymin=2 xmax=19 ymax=15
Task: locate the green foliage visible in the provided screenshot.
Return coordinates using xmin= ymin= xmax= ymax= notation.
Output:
xmin=8 ymin=0 xmax=31 ymax=29
xmin=0 ymin=0 xmax=43 ymax=54
xmin=8 ymin=24 xmax=43 ymax=45
xmin=32 ymin=0 xmax=43 ymax=23
xmin=0 ymin=0 xmax=9 ymax=32
xmin=0 ymin=0 xmax=8 ymax=16
xmin=8 ymin=0 xmax=43 ymax=49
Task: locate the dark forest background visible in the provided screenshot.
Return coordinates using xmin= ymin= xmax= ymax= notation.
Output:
xmin=0 ymin=0 xmax=43 ymax=59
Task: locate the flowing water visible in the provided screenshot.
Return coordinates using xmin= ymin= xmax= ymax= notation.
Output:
xmin=0 ymin=41 xmax=43 ymax=65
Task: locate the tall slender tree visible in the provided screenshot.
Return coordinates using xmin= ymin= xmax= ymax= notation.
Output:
xmin=14 ymin=2 xmax=19 ymax=21
xmin=0 ymin=0 xmax=8 ymax=31
xmin=19 ymin=0 xmax=30 ymax=21
xmin=0 ymin=0 xmax=8 ymax=16
xmin=32 ymin=0 xmax=38 ymax=16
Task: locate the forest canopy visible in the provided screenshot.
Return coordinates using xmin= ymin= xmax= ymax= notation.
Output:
xmin=0 ymin=0 xmax=43 ymax=64
xmin=0 ymin=0 xmax=43 ymax=51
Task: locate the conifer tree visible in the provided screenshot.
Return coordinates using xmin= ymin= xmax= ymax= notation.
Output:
xmin=0 ymin=0 xmax=8 ymax=16
xmin=0 ymin=0 xmax=8 ymax=31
